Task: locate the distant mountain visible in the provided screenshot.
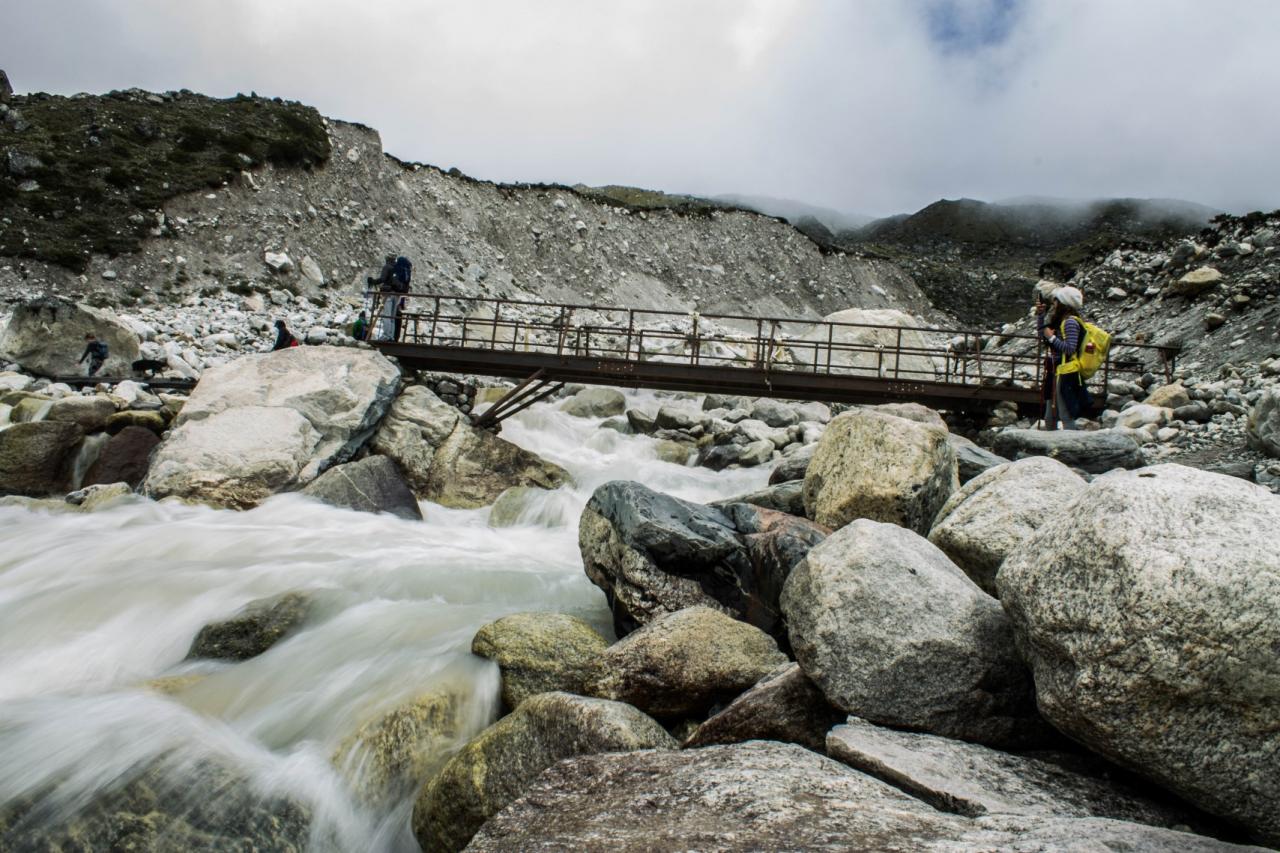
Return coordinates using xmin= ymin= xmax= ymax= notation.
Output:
xmin=714 ymin=194 xmax=874 ymax=236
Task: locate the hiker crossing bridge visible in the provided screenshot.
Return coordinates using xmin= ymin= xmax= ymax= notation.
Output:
xmin=368 ymin=292 xmax=1178 ymax=428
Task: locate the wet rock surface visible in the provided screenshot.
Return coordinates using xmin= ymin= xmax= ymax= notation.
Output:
xmin=0 ymin=420 xmax=84 ymax=496
xmin=471 ymin=612 xmax=609 ymax=710
xmin=683 ymin=662 xmax=842 ymax=752
xmin=82 ymin=424 xmax=159 ymax=488
xmin=992 ymin=428 xmax=1145 ymax=474
xmin=187 ymin=590 xmax=315 ymax=661
xmin=579 ymin=480 xmax=827 ymax=638
xmin=300 ymin=454 xmax=422 ymax=519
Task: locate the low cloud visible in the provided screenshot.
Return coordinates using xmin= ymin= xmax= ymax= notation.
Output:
xmin=4 ymin=0 xmax=1278 ymax=215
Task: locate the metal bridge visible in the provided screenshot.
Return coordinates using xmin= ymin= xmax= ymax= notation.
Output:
xmin=369 ymin=291 xmax=1177 ymax=428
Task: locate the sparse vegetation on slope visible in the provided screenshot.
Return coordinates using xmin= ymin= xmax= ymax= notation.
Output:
xmin=0 ymin=90 xmax=329 ymax=272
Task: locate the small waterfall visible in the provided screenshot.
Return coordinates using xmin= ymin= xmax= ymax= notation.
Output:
xmin=68 ymin=433 xmax=109 ymax=491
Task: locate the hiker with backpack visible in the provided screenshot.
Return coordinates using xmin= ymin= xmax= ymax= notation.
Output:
xmin=78 ymin=333 xmax=108 ymax=376
xmin=1038 ymin=286 xmax=1109 ymax=428
xmin=366 ymin=253 xmax=412 ymax=341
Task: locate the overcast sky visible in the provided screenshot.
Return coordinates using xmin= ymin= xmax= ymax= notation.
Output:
xmin=5 ymin=0 xmax=1279 ymax=216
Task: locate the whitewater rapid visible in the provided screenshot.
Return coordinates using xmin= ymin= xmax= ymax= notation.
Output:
xmin=0 ymin=391 xmax=769 ymax=850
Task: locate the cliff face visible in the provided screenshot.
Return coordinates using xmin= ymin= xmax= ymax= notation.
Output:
xmin=0 ymin=92 xmax=937 ymax=325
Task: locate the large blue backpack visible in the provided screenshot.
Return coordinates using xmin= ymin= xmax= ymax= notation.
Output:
xmin=393 ymin=256 xmax=413 ymax=291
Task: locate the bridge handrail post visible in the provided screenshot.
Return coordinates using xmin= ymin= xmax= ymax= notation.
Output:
xmin=625 ymin=310 xmax=635 ymax=361
xmin=429 ymin=297 xmax=440 ymax=346
xmin=826 ymin=323 xmax=834 ymax=374
xmin=691 ymin=313 xmax=699 ymax=366
xmin=894 ymin=328 xmax=903 ymax=378
xmin=492 ymin=300 xmax=502 ymax=350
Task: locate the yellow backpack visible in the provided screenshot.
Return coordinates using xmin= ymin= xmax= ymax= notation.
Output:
xmin=1056 ymin=316 xmax=1111 ymax=379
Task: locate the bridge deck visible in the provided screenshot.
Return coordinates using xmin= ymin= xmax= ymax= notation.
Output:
xmin=368 ymin=292 xmax=1177 ymax=413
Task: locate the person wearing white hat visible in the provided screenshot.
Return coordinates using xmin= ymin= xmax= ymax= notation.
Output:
xmin=1037 ymin=286 xmax=1091 ymax=427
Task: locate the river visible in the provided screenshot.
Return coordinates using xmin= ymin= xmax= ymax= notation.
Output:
xmin=0 ymin=391 xmax=769 ymax=850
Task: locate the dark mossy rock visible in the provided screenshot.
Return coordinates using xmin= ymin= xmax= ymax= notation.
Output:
xmin=300 ymin=455 xmax=422 ymax=520
xmin=187 ymin=591 xmax=314 ymax=661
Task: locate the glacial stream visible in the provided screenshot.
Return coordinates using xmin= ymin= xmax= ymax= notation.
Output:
xmin=0 ymin=391 xmax=769 ymax=851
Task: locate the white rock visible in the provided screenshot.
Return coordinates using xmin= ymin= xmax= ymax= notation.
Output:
xmin=264 ymin=251 xmax=294 ymax=274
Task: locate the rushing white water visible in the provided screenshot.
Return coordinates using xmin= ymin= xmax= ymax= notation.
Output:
xmin=0 ymin=391 xmax=770 ymax=850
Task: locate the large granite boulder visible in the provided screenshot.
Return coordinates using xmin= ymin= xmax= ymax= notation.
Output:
xmin=683 ymin=662 xmax=843 ymax=752
xmin=803 ymin=409 xmax=957 ymax=533
xmin=713 ymin=480 xmax=805 ymax=517
xmin=768 ymin=442 xmax=815 ymax=484
xmin=795 ymin=308 xmax=945 ymax=379
xmin=186 ymin=591 xmax=314 ymax=661
xmin=1246 ymin=387 xmax=1280 ymax=458
xmin=0 ymin=421 xmax=84 ymax=496
xmin=0 ymin=760 xmax=310 ymax=852
xmin=0 ymin=297 xmax=141 ymax=377
xmin=411 ymin=692 xmax=675 ymax=852
xmin=471 ymin=612 xmax=609 ymax=710
xmin=142 ymin=347 xmax=400 ymax=508
xmin=465 ymin=741 xmax=1252 ymax=852
xmin=579 ymin=481 xmax=827 ymax=638
xmin=369 ymin=384 xmax=460 ymax=493
xmin=992 ymin=428 xmax=1145 ymax=474
xmin=560 ymin=387 xmax=625 ymax=417
xmin=781 ymin=519 xmax=1039 ymax=747
xmin=83 ymin=425 xmax=159 ymax=489
xmin=300 ymin=455 xmax=421 ymax=520
xmin=46 ymin=395 xmax=116 ymax=432
xmin=928 ymin=457 xmax=1086 ymax=596
xmin=587 ymin=606 xmax=788 ymax=718
xmin=827 ymin=717 xmax=1195 ymax=827
xmin=998 ymin=464 xmax=1280 ymax=844
xmin=423 ymin=420 xmax=569 ymax=508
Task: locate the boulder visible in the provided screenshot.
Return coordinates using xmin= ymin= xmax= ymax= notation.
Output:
xmin=579 ymin=481 xmax=827 ymax=638
xmin=471 ymin=613 xmax=608 ymax=710
xmin=486 ymin=485 xmax=554 ymax=527
xmin=186 ymin=591 xmax=314 ymax=661
xmin=142 ymin=348 xmax=400 ymax=508
xmin=827 ymin=717 xmax=1198 ymax=828
xmin=0 ymin=298 xmax=141 ymax=377
xmin=587 ymin=606 xmax=788 ymax=718
xmin=998 ymin=465 xmax=1280 ymax=843
xmin=624 ymin=408 xmax=656 ymax=434
xmin=781 ymin=519 xmax=1039 ymax=747
xmin=1173 ymin=266 xmax=1223 ymax=296
xmin=105 ymin=409 xmax=168 ymax=435
xmin=370 ymin=384 xmax=461 ymax=493
xmin=992 ymin=428 xmax=1144 ymax=474
xmin=749 ymin=398 xmax=800 ymax=428
xmin=1114 ymin=403 xmax=1171 ymax=430
xmin=946 ymin=433 xmax=1010 ymax=483
xmin=411 ymin=692 xmax=675 ymax=853
xmin=465 ymin=741 xmax=1251 ymax=853
xmin=653 ymin=405 xmax=700 ymax=431
xmin=795 ymin=308 xmax=945 ymax=379
xmin=803 ymin=409 xmax=957 ymax=534
xmin=768 ymin=442 xmax=815 ymax=484
xmin=65 ymin=482 xmax=134 ymax=511
xmin=423 ymin=420 xmax=569 ymax=508
xmin=7 ymin=393 xmax=53 ymax=423
xmin=560 ymin=387 xmax=625 ymax=417
xmin=0 ymin=760 xmax=310 ymax=852
xmin=702 ymin=393 xmax=752 ymax=411
xmin=45 ymin=395 xmax=115 ymax=432
xmin=300 ymin=455 xmax=421 ymax=520
xmin=866 ymin=401 xmax=948 ymax=429
xmin=714 ymin=480 xmax=805 ymax=517
xmin=1144 ymin=383 xmax=1192 ymax=410
xmin=332 ymin=686 xmax=468 ymax=807
xmin=1246 ymin=388 xmax=1280 ymax=458
xmin=928 ymin=457 xmax=1086 ymax=596
xmin=653 ymin=439 xmax=691 ymax=465
xmin=0 ymin=421 xmax=84 ymax=496
xmin=83 ymin=425 xmax=159 ymax=489
xmin=794 ymin=401 xmax=832 ymax=423
xmin=683 ymin=662 xmax=842 ymax=752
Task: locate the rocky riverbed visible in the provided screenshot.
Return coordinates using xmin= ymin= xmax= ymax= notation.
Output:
xmin=0 ymin=324 xmax=1277 ymax=850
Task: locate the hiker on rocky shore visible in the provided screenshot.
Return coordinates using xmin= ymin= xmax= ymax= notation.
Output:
xmin=272 ymin=319 xmax=299 ymax=351
xmin=78 ymin=332 xmax=108 ymax=376
xmin=351 ymin=311 xmax=368 ymax=341
xmin=1037 ymin=285 xmax=1091 ymax=428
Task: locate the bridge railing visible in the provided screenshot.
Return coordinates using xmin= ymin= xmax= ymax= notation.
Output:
xmin=369 ymin=291 xmax=1178 ymax=393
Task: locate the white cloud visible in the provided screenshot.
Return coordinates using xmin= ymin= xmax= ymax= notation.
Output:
xmin=3 ymin=0 xmax=1278 ymax=215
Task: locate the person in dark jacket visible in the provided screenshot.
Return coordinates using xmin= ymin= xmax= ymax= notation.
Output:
xmin=1038 ymin=286 xmax=1091 ymax=428
xmin=78 ymin=333 xmax=108 ymax=376
xmin=366 ymin=254 xmax=400 ymax=341
xmin=272 ymin=320 xmax=298 ymax=351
